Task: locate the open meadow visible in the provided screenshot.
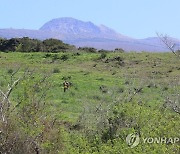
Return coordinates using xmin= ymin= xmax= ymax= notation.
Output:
xmin=0 ymin=51 xmax=179 ymax=153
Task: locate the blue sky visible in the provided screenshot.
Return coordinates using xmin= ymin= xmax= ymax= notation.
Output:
xmin=0 ymin=0 xmax=180 ymax=39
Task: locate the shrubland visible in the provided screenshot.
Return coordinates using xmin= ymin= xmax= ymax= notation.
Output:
xmin=0 ymin=46 xmax=179 ymax=153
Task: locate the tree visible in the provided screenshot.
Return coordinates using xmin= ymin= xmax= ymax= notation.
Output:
xmin=157 ymin=33 xmax=180 ymax=58
xmin=78 ymin=47 xmax=97 ymax=53
xmin=0 ymin=37 xmax=73 ymax=53
xmin=43 ymin=38 xmax=71 ymax=52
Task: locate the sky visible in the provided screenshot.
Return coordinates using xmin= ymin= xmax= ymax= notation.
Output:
xmin=0 ymin=0 xmax=180 ymax=39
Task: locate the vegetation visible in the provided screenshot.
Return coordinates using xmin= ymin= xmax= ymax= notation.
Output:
xmin=78 ymin=47 xmax=97 ymax=53
xmin=114 ymin=48 xmax=125 ymax=53
xmin=0 ymin=37 xmax=74 ymax=52
xmin=0 ymin=47 xmax=180 ymax=153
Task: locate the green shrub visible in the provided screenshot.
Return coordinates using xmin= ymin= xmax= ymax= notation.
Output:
xmin=114 ymin=48 xmax=125 ymax=52
xmin=99 ymin=52 xmax=107 ymax=59
xmin=0 ymin=37 xmax=72 ymax=53
xmin=7 ymin=68 xmax=13 ymax=74
xmin=61 ymin=54 xmax=69 ymax=61
xmin=53 ymin=68 xmax=60 ymax=73
xmin=78 ymin=47 xmax=97 ymax=53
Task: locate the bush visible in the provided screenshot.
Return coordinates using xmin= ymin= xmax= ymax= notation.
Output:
xmin=61 ymin=54 xmax=69 ymax=61
xmin=114 ymin=48 xmax=125 ymax=53
xmin=7 ymin=69 xmax=13 ymax=74
xmin=43 ymin=38 xmax=71 ymax=52
xmin=0 ymin=73 xmax=64 ymax=153
xmin=0 ymin=37 xmax=73 ymax=53
xmin=43 ymin=53 xmax=52 ymax=58
xmin=98 ymin=49 xmax=109 ymax=53
xmin=62 ymin=76 xmax=71 ymax=80
xmin=52 ymin=54 xmax=60 ymax=61
xmin=53 ymin=68 xmax=60 ymax=73
xmin=99 ymin=53 xmax=107 ymax=59
xmin=78 ymin=47 xmax=97 ymax=53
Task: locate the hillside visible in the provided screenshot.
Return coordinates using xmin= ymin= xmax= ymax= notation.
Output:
xmin=0 ymin=51 xmax=179 ymax=153
xmin=1 ymin=17 xmax=180 ymax=51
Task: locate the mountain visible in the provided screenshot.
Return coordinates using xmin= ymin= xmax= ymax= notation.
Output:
xmin=0 ymin=17 xmax=180 ymax=51
xmin=39 ymin=17 xmax=131 ymax=40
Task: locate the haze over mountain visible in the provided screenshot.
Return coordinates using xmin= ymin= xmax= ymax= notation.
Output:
xmin=0 ymin=17 xmax=180 ymax=51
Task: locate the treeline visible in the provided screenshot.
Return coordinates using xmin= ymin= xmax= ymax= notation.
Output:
xmin=0 ymin=37 xmax=74 ymax=52
xmin=78 ymin=47 xmax=125 ymax=53
xmin=0 ymin=37 xmax=126 ymax=53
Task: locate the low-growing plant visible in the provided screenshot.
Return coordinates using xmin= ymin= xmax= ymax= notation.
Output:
xmin=53 ymin=68 xmax=60 ymax=73
xmin=61 ymin=54 xmax=69 ymax=61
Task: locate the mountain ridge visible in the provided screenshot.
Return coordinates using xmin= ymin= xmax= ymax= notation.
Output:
xmin=0 ymin=17 xmax=180 ymax=51
xmin=40 ymin=17 xmax=131 ymax=41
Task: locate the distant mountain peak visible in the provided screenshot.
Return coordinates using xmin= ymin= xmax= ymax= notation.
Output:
xmin=39 ymin=17 xmax=130 ymax=40
xmin=1 ymin=17 xmax=180 ymax=51
xmin=40 ymin=17 xmax=98 ymax=31
xmin=39 ymin=17 xmax=101 ymax=40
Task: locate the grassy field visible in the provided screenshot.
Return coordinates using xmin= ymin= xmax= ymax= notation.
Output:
xmin=0 ymin=51 xmax=179 ymax=153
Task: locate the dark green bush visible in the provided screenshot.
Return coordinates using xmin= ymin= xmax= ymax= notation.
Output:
xmin=61 ymin=54 xmax=69 ymax=61
xmin=114 ymin=48 xmax=125 ymax=52
xmin=78 ymin=47 xmax=97 ymax=53
xmin=0 ymin=37 xmax=73 ymax=53
xmin=7 ymin=68 xmax=13 ymax=74
xmin=53 ymin=68 xmax=60 ymax=73
xmin=99 ymin=52 xmax=107 ymax=59
xmin=98 ymin=49 xmax=109 ymax=53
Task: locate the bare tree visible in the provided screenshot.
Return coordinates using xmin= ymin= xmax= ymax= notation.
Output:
xmin=0 ymin=68 xmax=24 ymax=123
xmin=156 ymin=33 xmax=180 ymax=58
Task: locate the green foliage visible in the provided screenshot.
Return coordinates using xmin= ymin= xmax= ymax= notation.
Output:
xmin=7 ymin=68 xmax=14 ymax=74
xmin=78 ymin=47 xmax=97 ymax=53
xmin=53 ymin=68 xmax=60 ymax=73
xmin=98 ymin=49 xmax=109 ymax=53
xmin=0 ymin=51 xmax=179 ymax=153
xmin=99 ymin=52 xmax=107 ymax=59
xmin=61 ymin=54 xmax=69 ymax=61
xmin=43 ymin=38 xmax=71 ymax=52
xmin=114 ymin=48 xmax=125 ymax=52
xmin=0 ymin=37 xmax=73 ymax=53
xmin=0 ymin=73 xmax=64 ymax=153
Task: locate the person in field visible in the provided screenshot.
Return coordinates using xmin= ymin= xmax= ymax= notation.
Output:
xmin=63 ymin=81 xmax=70 ymax=92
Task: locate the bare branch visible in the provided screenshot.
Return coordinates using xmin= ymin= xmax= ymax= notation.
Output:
xmin=0 ymin=69 xmax=23 ymax=123
xmin=6 ymin=78 xmax=20 ymax=99
xmin=156 ymin=32 xmax=180 ymax=58
xmin=10 ymin=67 xmax=20 ymax=85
